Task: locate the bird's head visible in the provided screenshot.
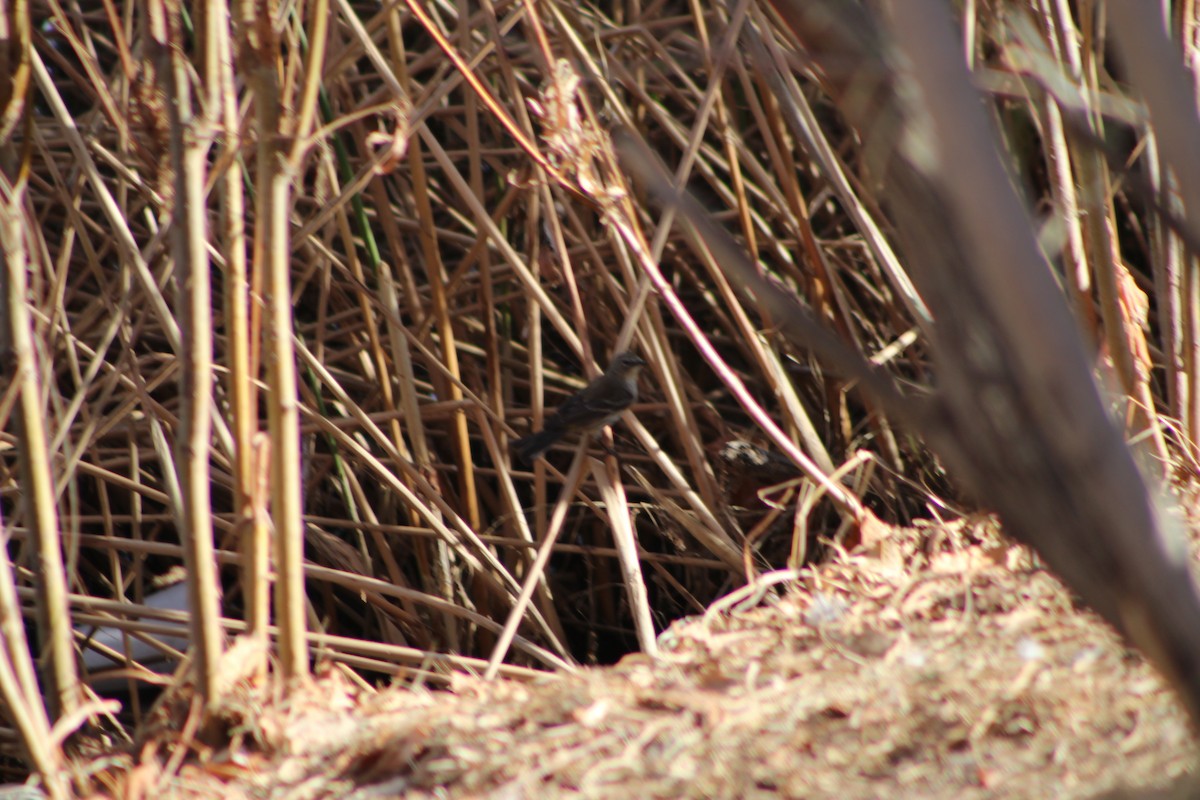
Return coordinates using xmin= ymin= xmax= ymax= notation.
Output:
xmin=609 ymin=351 xmax=646 ymax=376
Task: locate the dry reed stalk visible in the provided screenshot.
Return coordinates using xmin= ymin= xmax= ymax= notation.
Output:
xmin=1 ymin=171 xmax=81 ymax=732
xmin=152 ymin=0 xmax=223 ymax=704
xmin=206 ymin=0 xmax=269 ymax=659
xmin=590 ymin=457 xmax=656 ymax=655
xmin=0 ymin=532 xmax=60 ymax=789
xmin=0 ymin=7 xmax=72 ymax=773
xmin=484 ymin=444 xmax=590 ymax=679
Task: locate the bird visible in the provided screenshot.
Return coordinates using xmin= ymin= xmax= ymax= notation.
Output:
xmin=514 ymin=351 xmax=646 ymax=462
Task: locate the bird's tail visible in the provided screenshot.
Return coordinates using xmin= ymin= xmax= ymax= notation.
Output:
xmin=513 ymin=427 xmax=561 ymax=462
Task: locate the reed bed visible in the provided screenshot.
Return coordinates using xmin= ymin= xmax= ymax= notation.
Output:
xmin=0 ymin=0 xmax=1198 ymax=794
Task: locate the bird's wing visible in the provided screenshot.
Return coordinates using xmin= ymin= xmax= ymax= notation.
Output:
xmin=552 ymin=380 xmax=635 ymax=427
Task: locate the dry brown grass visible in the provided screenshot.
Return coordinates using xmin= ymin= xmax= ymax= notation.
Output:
xmin=0 ymin=0 xmax=1198 ymax=795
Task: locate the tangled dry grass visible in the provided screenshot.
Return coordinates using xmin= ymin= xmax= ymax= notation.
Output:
xmin=1 ymin=0 xmax=1199 ymax=796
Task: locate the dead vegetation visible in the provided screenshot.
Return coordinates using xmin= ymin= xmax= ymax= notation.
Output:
xmin=84 ymin=525 xmax=1200 ymax=798
xmin=0 ymin=0 xmax=1197 ymax=797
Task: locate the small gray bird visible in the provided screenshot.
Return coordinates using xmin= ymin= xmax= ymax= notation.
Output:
xmin=514 ymin=351 xmax=646 ymax=461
